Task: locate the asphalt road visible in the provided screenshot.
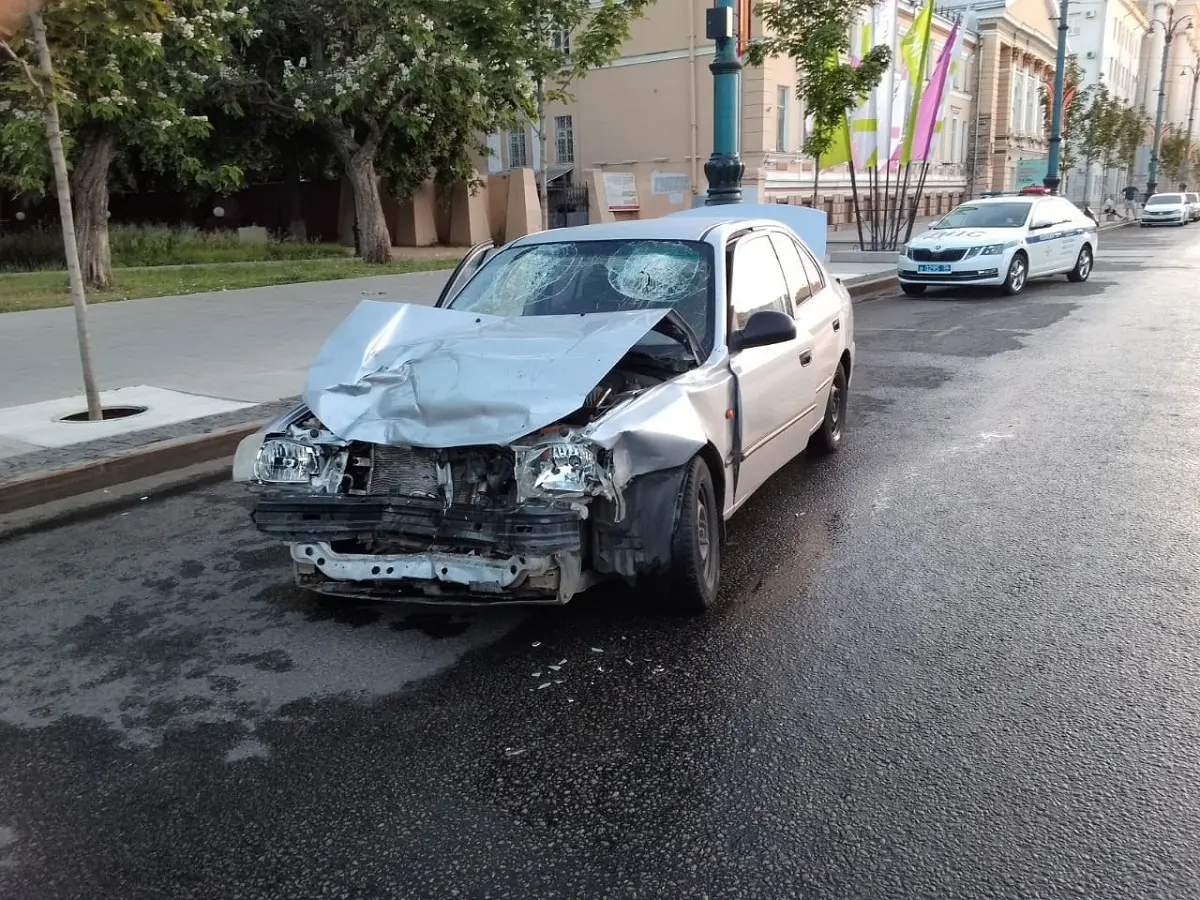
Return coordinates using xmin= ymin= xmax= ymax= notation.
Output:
xmin=3 ymin=223 xmax=1200 ymax=899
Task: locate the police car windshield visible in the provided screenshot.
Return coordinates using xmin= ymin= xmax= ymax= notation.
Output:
xmin=1146 ymin=194 xmax=1183 ymax=206
xmin=934 ymin=202 xmax=1032 ymax=229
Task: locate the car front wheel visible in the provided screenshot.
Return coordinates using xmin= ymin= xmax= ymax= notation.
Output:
xmin=1002 ymin=252 xmax=1029 ymax=296
xmin=653 ymin=456 xmax=721 ymax=614
xmin=1067 ymin=244 xmax=1093 ymax=282
xmin=901 ymin=283 xmax=927 ymax=296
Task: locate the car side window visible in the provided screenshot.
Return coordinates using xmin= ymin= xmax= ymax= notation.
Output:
xmin=766 ymin=232 xmax=811 ymax=312
xmin=796 ymin=242 xmax=826 ymax=295
xmin=730 ymin=235 xmax=791 ymax=331
xmin=1030 ymin=201 xmax=1055 ymax=228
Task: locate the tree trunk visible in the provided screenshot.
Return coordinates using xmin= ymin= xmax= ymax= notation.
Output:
xmin=31 ymin=8 xmax=102 ymax=420
xmin=283 ymin=152 xmax=307 ymax=241
xmin=812 ymin=165 xmax=820 ymax=208
xmin=71 ymin=133 xmax=115 ymax=290
xmin=536 ymin=81 xmax=549 ymax=233
xmin=344 ymin=147 xmax=391 ymax=264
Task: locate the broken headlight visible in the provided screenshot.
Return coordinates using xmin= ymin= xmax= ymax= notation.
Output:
xmin=515 ymin=438 xmax=614 ymax=504
xmin=254 ymin=438 xmax=324 ymax=484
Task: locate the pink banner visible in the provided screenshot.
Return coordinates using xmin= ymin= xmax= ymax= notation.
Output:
xmin=911 ymin=20 xmax=958 ymax=162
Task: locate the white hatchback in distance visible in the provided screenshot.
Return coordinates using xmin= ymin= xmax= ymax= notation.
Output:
xmin=1140 ymin=193 xmax=1190 ymax=227
xmin=897 ymin=196 xmax=1099 ymax=296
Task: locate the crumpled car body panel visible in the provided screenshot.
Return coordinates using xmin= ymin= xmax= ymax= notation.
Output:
xmin=302 ymin=300 xmax=673 ymax=449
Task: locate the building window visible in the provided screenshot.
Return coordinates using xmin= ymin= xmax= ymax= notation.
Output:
xmin=551 ymin=28 xmax=570 ymax=53
xmin=1011 ymin=69 xmax=1023 ymax=133
xmin=554 ymin=115 xmax=575 ymax=164
xmin=776 ymin=85 xmax=790 ymax=152
xmin=1025 ymin=71 xmax=1038 ymax=135
xmin=508 ymin=130 xmax=528 ymax=168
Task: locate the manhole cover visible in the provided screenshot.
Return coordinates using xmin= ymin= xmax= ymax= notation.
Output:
xmin=58 ymin=405 xmax=149 ymax=424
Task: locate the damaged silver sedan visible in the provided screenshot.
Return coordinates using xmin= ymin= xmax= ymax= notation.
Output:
xmin=233 ymin=212 xmax=855 ymax=612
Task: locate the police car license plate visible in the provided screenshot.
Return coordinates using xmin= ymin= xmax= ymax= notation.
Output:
xmin=917 ymin=263 xmax=951 ymax=274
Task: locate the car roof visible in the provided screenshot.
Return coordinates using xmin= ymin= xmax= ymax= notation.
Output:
xmin=510 ymin=215 xmax=792 ymax=247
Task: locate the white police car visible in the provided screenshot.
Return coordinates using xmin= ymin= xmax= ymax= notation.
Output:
xmin=897 ymin=196 xmax=1099 ymax=296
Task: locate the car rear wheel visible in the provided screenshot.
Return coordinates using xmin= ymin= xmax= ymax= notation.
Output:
xmin=1002 ymin=252 xmax=1028 ymax=296
xmin=1067 ymin=244 xmax=1093 ymax=282
xmin=653 ymin=456 xmax=721 ymax=614
xmin=901 ymin=283 xmax=927 ymax=296
xmin=811 ymin=363 xmax=848 ymax=456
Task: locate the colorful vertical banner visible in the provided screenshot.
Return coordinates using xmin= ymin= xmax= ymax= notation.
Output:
xmin=928 ymin=18 xmax=965 ymax=156
xmin=845 ymin=0 xmax=899 ymax=169
xmin=874 ymin=0 xmax=900 ymax=168
xmin=896 ymin=0 xmax=933 ymax=164
xmin=912 ymin=19 xmax=959 ymax=160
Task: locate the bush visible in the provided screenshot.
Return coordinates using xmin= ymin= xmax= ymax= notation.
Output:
xmin=0 ymin=224 xmax=350 ymax=272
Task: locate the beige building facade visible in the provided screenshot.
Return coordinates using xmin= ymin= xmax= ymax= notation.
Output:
xmin=485 ymin=0 xmax=977 ymax=225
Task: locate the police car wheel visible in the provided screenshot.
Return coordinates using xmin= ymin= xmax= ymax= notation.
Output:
xmin=1002 ymin=252 xmax=1028 ymax=296
xmin=1067 ymin=244 xmax=1093 ymax=283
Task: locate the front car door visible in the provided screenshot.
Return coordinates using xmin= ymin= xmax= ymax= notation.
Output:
xmin=768 ymin=230 xmax=841 ymax=430
xmin=435 ymin=241 xmax=495 ymax=307
xmin=727 ymin=233 xmax=819 ymax=506
xmin=1025 ymin=200 xmax=1058 ymax=276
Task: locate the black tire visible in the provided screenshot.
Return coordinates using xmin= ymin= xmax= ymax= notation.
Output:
xmin=653 ymin=456 xmax=721 ymax=614
xmin=901 ymin=283 xmax=927 ymax=295
xmin=811 ymin=363 xmax=848 ymax=456
xmin=1067 ymin=243 xmax=1093 ymax=283
xmin=1002 ymin=251 xmax=1029 ymax=296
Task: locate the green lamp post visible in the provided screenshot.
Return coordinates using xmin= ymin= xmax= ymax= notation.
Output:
xmin=1044 ymin=0 xmax=1070 ymax=192
xmin=704 ymin=0 xmax=745 ymax=205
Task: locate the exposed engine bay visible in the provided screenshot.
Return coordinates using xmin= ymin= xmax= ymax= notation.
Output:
xmin=245 ymin=354 xmax=687 ymax=604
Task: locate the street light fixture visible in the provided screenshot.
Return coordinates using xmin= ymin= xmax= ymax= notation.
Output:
xmin=1147 ymin=7 xmax=1193 ymax=197
xmin=704 ymin=0 xmax=745 ymax=205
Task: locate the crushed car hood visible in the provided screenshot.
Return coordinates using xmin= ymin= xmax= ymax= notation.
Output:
xmin=302 ymin=300 xmax=671 ymax=447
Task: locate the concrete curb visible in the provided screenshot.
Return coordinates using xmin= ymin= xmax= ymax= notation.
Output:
xmin=0 ymin=421 xmax=261 ymax=517
xmin=846 ymin=273 xmax=899 ymax=301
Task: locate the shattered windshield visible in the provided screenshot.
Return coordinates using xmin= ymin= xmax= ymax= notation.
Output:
xmin=447 ymin=239 xmax=716 ymax=354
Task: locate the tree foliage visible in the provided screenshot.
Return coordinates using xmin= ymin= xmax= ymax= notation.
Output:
xmin=1073 ymin=84 xmax=1121 ymax=168
xmin=232 ymin=0 xmax=533 ymax=261
xmin=1113 ymin=103 xmax=1148 ymax=173
xmin=0 ymin=1 xmax=247 ymax=194
xmin=1041 ymin=54 xmax=1085 ymax=173
xmin=0 ymin=0 xmax=249 ymax=286
xmin=745 ymin=0 xmax=891 ymax=164
xmin=1159 ymin=124 xmax=1189 ymax=184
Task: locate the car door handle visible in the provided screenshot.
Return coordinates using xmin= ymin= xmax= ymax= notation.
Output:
xmin=799 ymin=350 xmax=813 ymax=366
xmin=832 ymin=318 xmax=841 ymax=332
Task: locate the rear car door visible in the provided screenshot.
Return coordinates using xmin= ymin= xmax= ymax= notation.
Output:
xmin=768 ymin=231 xmax=841 ymax=427
xmin=1049 ymin=198 xmax=1085 ymax=272
xmin=728 ymin=234 xmax=819 ymax=505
